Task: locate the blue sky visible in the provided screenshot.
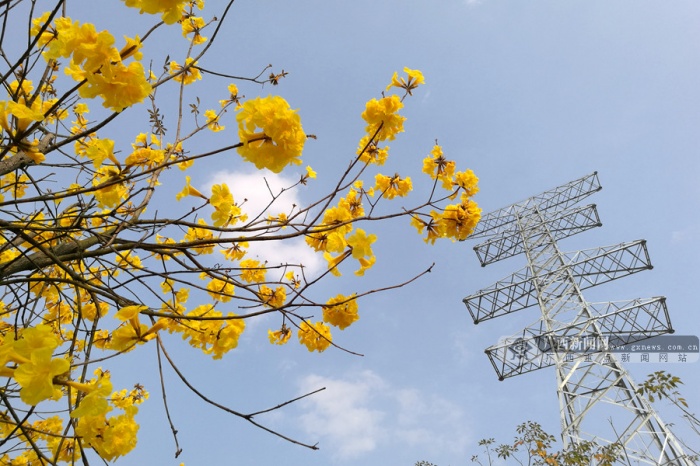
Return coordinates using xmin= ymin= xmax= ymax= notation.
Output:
xmin=24 ymin=0 xmax=700 ymax=464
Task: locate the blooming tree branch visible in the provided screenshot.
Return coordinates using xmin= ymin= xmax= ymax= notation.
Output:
xmin=0 ymin=0 xmax=481 ymax=463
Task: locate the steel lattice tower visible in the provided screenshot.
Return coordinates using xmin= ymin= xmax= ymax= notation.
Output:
xmin=463 ymin=172 xmax=692 ymax=465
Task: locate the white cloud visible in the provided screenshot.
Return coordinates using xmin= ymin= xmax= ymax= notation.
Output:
xmin=206 ymin=169 xmax=323 ymax=274
xmin=671 ymin=225 xmax=700 ymax=244
xmin=296 ymin=370 xmax=472 ymax=461
xmin=208 ymin=170 xmax=299 ymax=219
xmin=298 ymin=371 xmax=387 ymax=459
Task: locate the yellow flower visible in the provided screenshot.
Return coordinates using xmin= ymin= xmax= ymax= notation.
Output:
xmin=339 ymin=188 xmax=364 ymax=218
xmin=78 ymin=61 xmax=152 ymax=111
xmin=322 ymin=294 xmax=359 ymax=330
xmin=221 ymin=242 xmax=248 ymax=261
xmin=298 ymin=321 xmax=332 ymax=352
xmin=346 ymin=229 xmax=377 ymax=277
xmin=422 ymin=144 xmax=456 ymax=190
xmin=361 ymin=95 xmax=405 ymax=142
xmin=220 ymin=83 xmax=240 ymax=108
xmin=438 ymin=195 xmax=481 ymax=242
xmin=204 ymin=109 xmax=224 ymax=132
xmin=115 ymin=252 xmax=143 ymax=270
xmin=115 ymin=305 xmax=146 ymax=322
xmin=386 ymin=67 xmax=425 ymax=95
xmin=182 ymin=218 xmax=215 ymax=254
xmin=125 ymin=133 xmax=165 ymax=168
xmin=205 ymin=277 xmax=235 ymax=302
xmin=239 ymin=259 xmax=266 ymax=283
xmin=323 ymin=250 xmax=349 ymax=277
xmin=169 ymin=58 xmax=202 ymax=85
xmin=210 ymin=183 xmax=243 ymax=227
xmin=305 ymin=165 xmax=316 ymax=179
xmin=14 ymin=348 xmax=70 ymax=406
xmin=374 ymin=173 xmax=412 ymax=199
xmin=69 ymin=370 xmax=114 ymax=418
xmin=452 ymin=169 xmax=479 ymax=198
xmin=92 ymin=166 xmax=128 ymax=208
xmin=236 ymin=95 xmax=306 ymax=173
xmin=285 ymin=271 xmax=301 ymax=288
xmin=357 ymin=135 xmax=389 ymax=165
xmin=78 ymin=137 xmax=118 ymax=168
xmin=176 ymin=175 xmax=207 ymax=201
xmin=257 ymin=285 xmax=286 ymax=308
xmin=411 ymin=212 xmax=443 ymax=245
xmin=119 ymin=35 xmax=143 ymax=60
xmin=121 ymin=0 xmax=188 ymax=24
xmin=75 ymin=410 xmax=140 ymax=461
xmin=181 ymin=16 xmax=207 ymax=44
xmin=209 ymin=316 xmax=245 ymax=359
xmin=268 ymin=325 xmax=292 ymax=345
xmin=6 ymin=101 xmax=45 ymax=132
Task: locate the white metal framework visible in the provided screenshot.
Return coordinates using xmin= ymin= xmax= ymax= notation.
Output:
xmin=464 ymin=172 xmax=692 ymax=464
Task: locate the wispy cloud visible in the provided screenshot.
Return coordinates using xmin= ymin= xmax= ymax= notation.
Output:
xmin=671 ymin=225 xmax=700 ymax=244
xmin=297 ymin=370 xmax=472 ymax=461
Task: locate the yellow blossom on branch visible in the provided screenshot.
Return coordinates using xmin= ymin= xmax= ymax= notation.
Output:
xmin=357 ymin=135 xmax=389 ymax=165
xmin=176 ymin=175 xmax=207 ymax=201
xmin=438 ymin=194 xmax=482 ymax=242
xmin=298 ymin=321 xmax=332 ymax=353
xmin=92 ymin=166 xmax=128 ymax=208
xmin=121 ymin=0 xmax=188 ymax=25
xmin=205 ymin=276 xmax=235 ymax=302
xmin=220 ymin=83 xmax=241 ymax=108
xmin=361 ymin=95 xmax=405 ymax=142
xmin=268 ymin=325 xmax=292 ymax=345
xmin=322 ymin=294 xmax=359 ymax=330
xmin=257 ymin=285 xmax=286 ymax=308
xmin=374 ymin=173 xmax=412 ymax=199
xmin=305 ymin=165 xmax=316 ymax=179
xmin=236 ymin=95 xmax=306 ymax=173
xmin=169 ymin=58 xmax=202 ymax=85
xmin=422 ymin=144 xmax=456 ymax=190
xmin=181 ymin=16 xmax=207 ymax=44
xmin=78 ymin=61 xmax=152 ymax=111
xmin=182 ymin=218 xmax=215 ymax=254
xmin=386 ymin=67 xmax=425 ymax=95
xmin=452 ymin=169 xmax=480 ymax=198
xmin=204 ymin=109 xmax=225 ymax=132
xmin=239 ymin=259 xmax=267 ymax=283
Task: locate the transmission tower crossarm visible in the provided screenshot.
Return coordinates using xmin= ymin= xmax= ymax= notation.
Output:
xmin=464 ymin=240 xmax=655 ymax=323
xmin=469 ymin=171 xmax=602 ymax=240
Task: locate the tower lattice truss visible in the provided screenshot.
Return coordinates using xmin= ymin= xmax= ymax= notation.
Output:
xmin=463 ymin=172 xmax=692 ymax=465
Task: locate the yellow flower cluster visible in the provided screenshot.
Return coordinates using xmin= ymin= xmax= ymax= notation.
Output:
xmin=0 ymin=325 xmax=69 ymax=406
xmin=70 ymin=369 xmax=143 ymax=461
xmin=386 ymin=67 xmax=425 ymax=95
xmin=169 ymin=57 xmax=203 ymax=85
xmin=322 ymin=294 xmax=359 ymax=330
xmin=175 ymin=304 xmax=246 ymax=359
xmin=411 ymin=144 xmax=481 ymax=243
xmin=121 ymin=0 xmax=190 ymax=25
xmin=236 ymin=95 xmax=306 ymax=173
xmin=298 ymin=321 xmax=332 ymax=352
xmin=125 ymin=133 xmax=165 ymax=168
xmin=0 ymin=80 xmax=66 ymax=163
xmin=361 ymin=94 xmax=405 ymax=142
xmin=374 ymin=173 xmax=413 ymax=200
xmin=181 ymin=15 xmax=207 ymax=44
xmin=32 ymin=14 xmax=151 ymax=111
